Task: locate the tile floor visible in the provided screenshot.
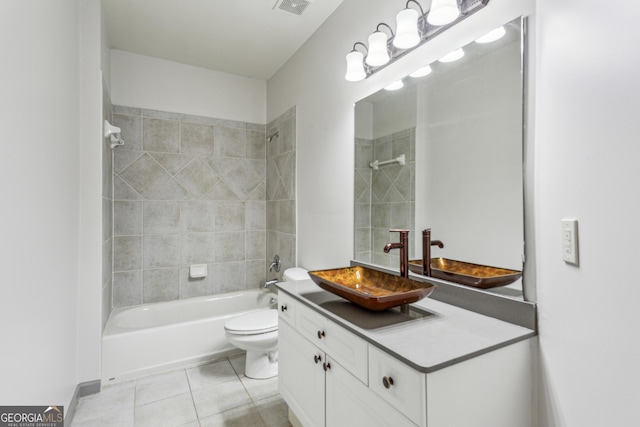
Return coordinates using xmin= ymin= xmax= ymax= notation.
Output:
xmin=71 ymin=353 xmax=292 ymax=427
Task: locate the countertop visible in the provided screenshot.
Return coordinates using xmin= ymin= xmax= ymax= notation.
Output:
xmin=276 ymin=279 xmax=536 ymax=373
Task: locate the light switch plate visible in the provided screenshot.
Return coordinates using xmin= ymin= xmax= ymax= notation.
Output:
xmin=561 ymin=219 xmax=579 ymax=266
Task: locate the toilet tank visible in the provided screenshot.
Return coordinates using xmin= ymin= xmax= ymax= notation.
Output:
xmin=283 ymin=267 xmax=309 ymax=282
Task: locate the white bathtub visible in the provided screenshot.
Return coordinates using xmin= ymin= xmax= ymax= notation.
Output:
xmin=102 ymin=289 xmax=276 ymax=383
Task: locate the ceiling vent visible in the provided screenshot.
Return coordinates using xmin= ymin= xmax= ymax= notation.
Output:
xmin=274 ymin=0 xmax=310 ymax=16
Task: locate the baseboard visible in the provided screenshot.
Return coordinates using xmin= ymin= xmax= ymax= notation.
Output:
xmin=65 ymin=380 xmax=101 ymax=427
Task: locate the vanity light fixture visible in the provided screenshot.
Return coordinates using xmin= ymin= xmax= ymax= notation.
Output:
xmin=427 ymin=0 xmax=460 ymax=26
xmin=366 ymin=23 xmax=394 ymax=66
xmin=409 ymin=64 xmax=432 ymax=78
xmin=345 ymin=42 xmax=369 ymax=82
xmin=393 ymin=1 xmax=424 ymax=49
xmin=475 ymin=25 xmax=506 ymax=43
xmin=438 ymin=47 xmax=465 ymax=63
xmin=344 ymin=0 xmax=490 ymax=81
xmin=384 ymin=80 xmax=404 ymax=91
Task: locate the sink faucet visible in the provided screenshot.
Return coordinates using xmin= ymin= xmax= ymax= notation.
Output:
xmin=384 ymin=229 xmax=410 ymax=278
xmin=263 ymin=279 xmax=278 ymax=288
xmin=422 ymin=228 xmax=444 ymax=277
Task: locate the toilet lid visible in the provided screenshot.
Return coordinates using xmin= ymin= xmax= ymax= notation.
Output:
xmin=225 ymin=309 xmax=278 ymax=335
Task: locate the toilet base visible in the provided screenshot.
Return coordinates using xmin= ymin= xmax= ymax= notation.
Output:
xmin=245 ymin=350 xmax=278 ymax=379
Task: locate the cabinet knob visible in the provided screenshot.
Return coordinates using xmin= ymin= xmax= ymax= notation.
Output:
xmin=323 ymin=362 xmax=331 ymax=372
xmin=317 ymin=330 xmax=325 ymax=339
xmin=382 ymin=376 xmax=394 ymax=389
xmin=314 ymin=354 xmax=322 ymax=364
xmin=280 ymin=305 xmax=287 ymax=312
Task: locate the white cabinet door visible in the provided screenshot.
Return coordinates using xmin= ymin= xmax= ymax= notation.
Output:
xmin=279 ymin=321 xmax=325 ymax=427
xmin=326 ymin=356 xmax=417 ymax=427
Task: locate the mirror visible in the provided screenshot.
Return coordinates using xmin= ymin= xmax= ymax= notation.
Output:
xmin=354 ymin=17 xmax=525 ymax=298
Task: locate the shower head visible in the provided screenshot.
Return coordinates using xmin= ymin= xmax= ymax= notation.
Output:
xmin=266 ymin=131 xmax=279 ymax=143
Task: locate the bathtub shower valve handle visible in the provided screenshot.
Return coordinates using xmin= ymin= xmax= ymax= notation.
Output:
xmin=314 ymin=354 xmax=322 ymax=364
xmin=383 ymin=376 xmax=394 ymax=389
xmin=269 ymin=254 xmax=281 ymax=273
xmin=317 ymin=330 xmax=325 ymax=339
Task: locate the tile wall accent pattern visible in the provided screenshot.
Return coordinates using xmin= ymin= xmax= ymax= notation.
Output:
xmin=102 ymin=83 xmax=113 ymax=329
xmin=266 ymin=107 xmax=296 ymax=279
xmin=354 ymin=128 xmax=415 ymax=268
xmin=111 ymin=105 xmax=267 ymax=308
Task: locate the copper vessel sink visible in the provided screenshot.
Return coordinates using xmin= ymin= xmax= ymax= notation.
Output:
xmin=408 ymin=258 xmax=522 ymax=289
xmin=308 ymin=266 xmax=435 ymax=311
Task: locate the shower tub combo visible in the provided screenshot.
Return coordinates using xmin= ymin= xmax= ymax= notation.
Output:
xmin=102 ymin=289 xmax=276 ymax=383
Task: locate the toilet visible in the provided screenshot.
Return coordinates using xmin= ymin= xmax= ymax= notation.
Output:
xmin=224 ymin=267 xmax=309 ymax=379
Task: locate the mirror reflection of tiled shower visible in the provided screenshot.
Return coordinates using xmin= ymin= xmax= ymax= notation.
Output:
xmin=355 ymin=129 xmax=415 ymax=268
xmin=107 ymin=105 xmax=296 ymax=310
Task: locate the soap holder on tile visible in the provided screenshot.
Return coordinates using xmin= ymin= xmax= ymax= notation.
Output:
xmin=190 ymin=264 xmax=207 ymax=279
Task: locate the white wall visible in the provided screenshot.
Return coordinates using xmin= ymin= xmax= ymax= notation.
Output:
xmin=110 ymin=50 xmax=267 ymax=123
xmin=535 ymin=0 xmax=640 ymax=425
xmin=269 ymin=0 xmax=640 ymax=424
xmin=78 ymin=0 xmax=105 ymax=385
xmin=0 ymin=0 xmax=81 ymax=406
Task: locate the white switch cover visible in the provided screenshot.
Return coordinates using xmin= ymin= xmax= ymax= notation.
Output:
xmin=561 ymin=219 xmax=579 ymax=265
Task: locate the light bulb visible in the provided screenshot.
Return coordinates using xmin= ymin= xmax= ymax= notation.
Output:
xmin=438 ymin=48 xmax=464 ymax=63
xmin=475 ymin=26 xmax=506 ymax=44
xmin=384 ymin=80 xmax=404 ymax=91
xmin=345 ymin=51 xmax=366 ymax=82
xmin=427 ymin=0 xmax=460 ymax=26
xmin=393 ymin=8 xmax=421 ymax=49
xmin=410 ymin=65 xmax=432 ymax=78
xmin=366 ymin=31 xmax=390 ymax=66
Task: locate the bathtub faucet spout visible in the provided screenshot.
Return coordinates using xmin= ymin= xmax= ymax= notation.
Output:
xmin=263 ymin=279 xmax=278 ymax=288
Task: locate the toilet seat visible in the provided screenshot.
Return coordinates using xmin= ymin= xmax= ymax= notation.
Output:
xmin=224 ymin=310 xmax=278 ymax=335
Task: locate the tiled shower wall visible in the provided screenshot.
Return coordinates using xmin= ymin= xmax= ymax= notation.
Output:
xmin=102 ymin=84 xmax=113 ymax=328
xmin=266 ymin=107 xmax=297 ymax=279
xmin=110 ymin=106 xmax=267 ymax=308
xmin=354 ymin=128 xmax=415 ymax=268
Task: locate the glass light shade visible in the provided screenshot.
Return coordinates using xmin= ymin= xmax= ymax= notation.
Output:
xmin=427 ymin=0 xmax=460 ymax=26
xmin=393 ymin=8 xmax=421 ymax=49
xmin=366 ymin=31 xmax=390 ymax=66
xmin=345 ymin=51 xmax=366 ymax=82
xmin=410 ymin=65 xmax=432 ymax=78
xmin=438 ymin=48 xmax=464 ymax=63
xmin=384 ymin=80 xmax=404 ymax=91
xmin=475 ymin=26 xmax=506 ymax=44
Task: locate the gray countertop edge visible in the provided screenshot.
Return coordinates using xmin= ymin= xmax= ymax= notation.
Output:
xmin=371 ymin=332 xmax=537 ymax=374
xmin=276 ymin=282 xmax=537 ymax=374
xmin=350 ymin=260 xmax=538 ymax=331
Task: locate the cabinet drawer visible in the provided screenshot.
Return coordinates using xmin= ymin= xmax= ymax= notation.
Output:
xmin=277 ymin=291 xmax=296 ymax=326
xmin=368 ymin=345 xmax=426 ymax=427
xmin=296 ymin=301 xmax=369 ymax=384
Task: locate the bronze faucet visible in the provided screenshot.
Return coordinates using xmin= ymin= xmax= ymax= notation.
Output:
xmin=422 ymin=229 xmax=444 ymax=277
xmin=384 ymin=229 xmax=409 ymax=278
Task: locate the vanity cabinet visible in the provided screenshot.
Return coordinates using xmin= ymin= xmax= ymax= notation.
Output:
xmin=279 ymin=299 xmax=417 ymax=427
xmin=278 ymin=295 xmax=533 ymax=427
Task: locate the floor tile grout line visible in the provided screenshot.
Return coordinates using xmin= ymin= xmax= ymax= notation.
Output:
xmin=183 ymin=366 xmax=202 ymax=426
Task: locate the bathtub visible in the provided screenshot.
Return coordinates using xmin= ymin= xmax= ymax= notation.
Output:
xmin=102 ymin=289 xmax=276 ymax=383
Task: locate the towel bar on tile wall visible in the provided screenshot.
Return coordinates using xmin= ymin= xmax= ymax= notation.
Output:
xmin=370 ymin=153 xmax=405 ymax=170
